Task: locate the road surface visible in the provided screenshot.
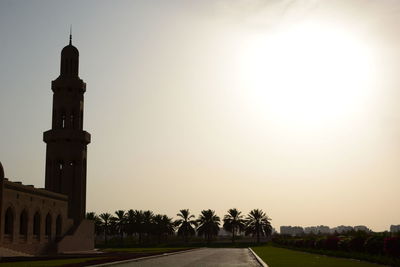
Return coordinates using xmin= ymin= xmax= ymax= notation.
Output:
xmin=114 ymin=248 xmax=261 ymax=266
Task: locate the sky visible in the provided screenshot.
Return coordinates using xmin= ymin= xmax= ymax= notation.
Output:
xmin=1 ymin=0 xmax=400 ymax=232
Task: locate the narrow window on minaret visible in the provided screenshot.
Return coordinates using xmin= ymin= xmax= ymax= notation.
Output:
xmin=57 ymin=162 xmax=63 ymax=192
xmin=70 ymin=113 xmax=74 ymax=129
xmin=70 ymin=161 xmax=75 ymax=183
xmin=61 ymin=113 xmax=66 ymax=129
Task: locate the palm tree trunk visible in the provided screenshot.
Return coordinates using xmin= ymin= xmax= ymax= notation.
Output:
xmin=104 ymin=225 xmax=108 ymax=244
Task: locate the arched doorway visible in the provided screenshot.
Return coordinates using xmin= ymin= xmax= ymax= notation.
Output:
xmin=33 ymin=211 xmax=40 ymax=239
xmin=45 ymin=213 xmax=52 ymax=238
xmin=4 ymin=207 xmax=14 ymax=240
xmin=19 ymin=210 xmax=28 ymax=240
xmin=56 ymin=215 xmax=62 ymax=237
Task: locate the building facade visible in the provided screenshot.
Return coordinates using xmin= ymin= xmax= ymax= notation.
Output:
xmin=280 ymin=226 xmax=304 ymax=236
xmin=0 ymin=36 xmax=93 ymax=255
xmin=304 ymin=225 xmax=331 ymax=235
xmin=390 ymin=225 xmax=400 ymax=233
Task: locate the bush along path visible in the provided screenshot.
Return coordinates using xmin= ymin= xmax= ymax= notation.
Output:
xmin=252 ymin=246 xmax=388 ymax=267
xmin=272 ymin=233 xmax=400 ymax=267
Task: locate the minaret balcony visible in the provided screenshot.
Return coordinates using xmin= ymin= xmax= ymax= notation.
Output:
xmin=51 ymin=79 xmax=86 ymax=93
xmin=43 ymin=130 xmax=91 ymax=144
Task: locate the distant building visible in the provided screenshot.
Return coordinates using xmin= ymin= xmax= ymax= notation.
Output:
xmin=390 ymin=225 xmax=400 ymax=233
xmin=354 ymin=225 xmax=370 ymax=232
xmin=280 ymin=226 xmax=304 ymax=236
xmin=331 ymin=225 xmax=353 ymax=234
xmin=304 ymin=225 xmax=330 ymax=234
xmin=280 ymin=224 xmax=375 ymax=235
xmin=217 ymin=228 xmax=245 ymax=237
xmin=218 ymin=228 xmax=230 ymax=237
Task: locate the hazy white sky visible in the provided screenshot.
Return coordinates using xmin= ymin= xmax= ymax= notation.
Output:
xmin=1 ymin=0 xmax=400 ymax=231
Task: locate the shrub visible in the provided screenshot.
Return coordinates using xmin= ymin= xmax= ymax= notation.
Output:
xmin=325 ymin=236 xmax=340 ymax=250
xmin=315 ymin=237 xmax=331 ymax=250
xmin=364 ymin=236 xmax=384 ymax=255
xmin=304 ymin=238 xmax=316 ymax=248
xmin=348 ymin=236 xmax=366 ymax=252
xmin=338 ymin=237 xmax=351 ymax=251
xmin=384 ymin=237 xmax=400 ymax=257
xmin=294 ymin=239 xmax=304 ymax=248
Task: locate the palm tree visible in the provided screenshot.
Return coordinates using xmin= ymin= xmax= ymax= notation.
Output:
xmin=143 ymin=210 xmax=154 ymax=242
xmin=109 ymin=216 xmax=118 ymax=238
xmin=114 ymin=210 xmax=126 ymax=243
xmin=197 ymin=209 xmax=220 ymax=243
xmin=132 ymin=210 xmax=145 ymax=244
xmin=86 ymin=212 xmax=97 ymax=220
xmin=161 ymin=215 xmax=175 ymax=237
xmin=152 ymin=214 xmax=163 ymax=242
xmin=223 ymin=208 xmax=245 ymax=243
xmin=153 ymin=214 xmax=175 ymax=243
xmin=245 ymin=209 xmax=272 ymax=243
xmin=126 ymin=209 xmax=135 ymax=238
xmin=99 ymin=212 xmax=112 ymax=244
xmin=86 ymin=212 xmax=102 ymax=236
xmin=175 ymin=209 xmax=197 ymax=242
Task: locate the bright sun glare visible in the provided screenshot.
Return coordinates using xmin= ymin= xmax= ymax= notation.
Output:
xmin=238 ymin=22 xmax=376 ymax=129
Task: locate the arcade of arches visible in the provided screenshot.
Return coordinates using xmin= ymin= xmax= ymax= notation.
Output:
xmin=5 ymin=208 xmax=64 ymax=241
xmin=0 ymin=171 xmax=71 ymax=254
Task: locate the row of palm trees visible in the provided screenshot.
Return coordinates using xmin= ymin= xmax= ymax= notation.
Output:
xmin=86 ymin=208 xmax=272 ymax=244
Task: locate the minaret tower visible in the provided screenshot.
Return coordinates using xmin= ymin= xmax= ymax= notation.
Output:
xmin=43 ymin=33 xmax=91 ymax=224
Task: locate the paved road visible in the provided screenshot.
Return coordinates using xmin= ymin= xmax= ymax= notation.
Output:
xmin=114 ymin=248 xmax=261 ymax=267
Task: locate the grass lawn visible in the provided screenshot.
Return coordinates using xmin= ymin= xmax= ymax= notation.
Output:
xmin=102 ymin=247 xmax=193 ymax=253
xmin=252 ymin=246 xmax=384 ymax=267
xmin=0 ymin=257 xmax=100 ymax=267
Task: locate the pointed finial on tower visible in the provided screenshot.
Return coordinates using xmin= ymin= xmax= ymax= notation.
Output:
xmin=69 ymin=25 xmax=72 ymax=45
xmin=0 ymin=161 xmax=4 ymax=179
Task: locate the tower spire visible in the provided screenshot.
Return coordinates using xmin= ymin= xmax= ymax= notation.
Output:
xmin=69 ymin=25 xmax=72 ymax=45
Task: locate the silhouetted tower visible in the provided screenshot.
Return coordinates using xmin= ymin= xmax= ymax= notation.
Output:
xmin=43 ymin=34 xmax=91 ymax=224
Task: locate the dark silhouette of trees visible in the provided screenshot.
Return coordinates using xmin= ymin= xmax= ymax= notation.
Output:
xmin=86 ymin=212 xmax=102 ymax=236
xmin=143 ymin=210 xmax=154 ymax=242
xmin=99 ymin=213 xmax=112 ymax=244
xmin=245 ymin=209 xmax=272 ymax=243
xmin=132 ymin=210 xmax=145 ymax=244
xmin=88 ymin=208 xmax=273 ymax=245
xmin=126 ymin=209 xmax=136 ymax=238
xmin=197 ymin=209 xmax=220 ymax=243
xmin=114 ymin=210 xmax=126 ymax=243
xmin=153 ymin=214 xmax=175 ymax=243
xmin=175 ymin=209 xmax=197 ymax=242
xmin=223 ymin=208 xmax=245 ymax=243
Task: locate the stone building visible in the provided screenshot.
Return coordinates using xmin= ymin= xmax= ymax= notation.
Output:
xmin=280 ymin=226 xmax=304 ymax=236
xmin=390 ymin=225 xmax=400 ymax=233
xmin=0 ymin=35 xmax=94 ymax=255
